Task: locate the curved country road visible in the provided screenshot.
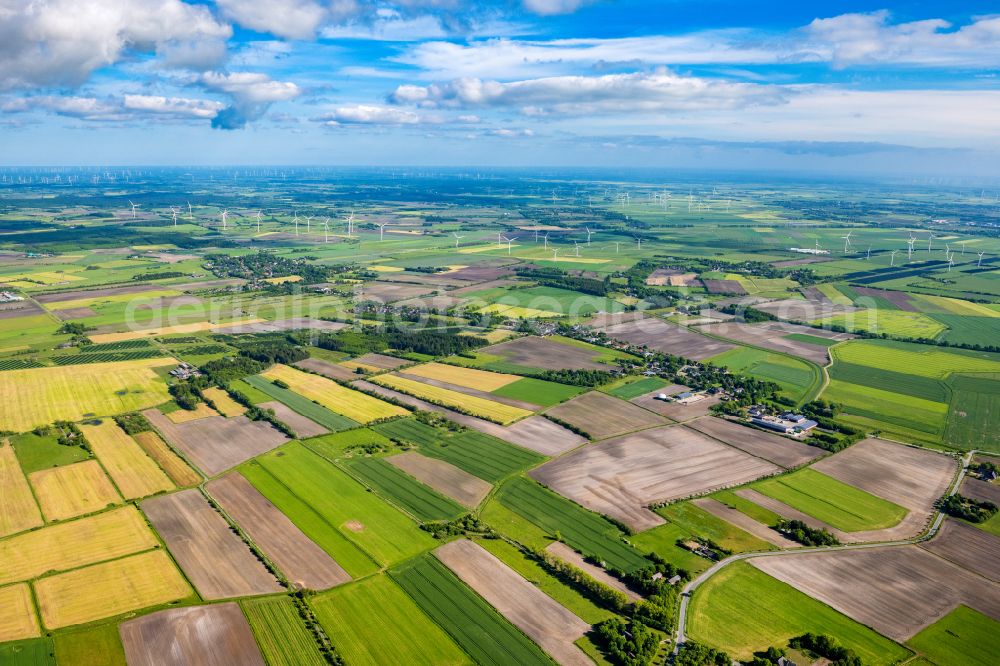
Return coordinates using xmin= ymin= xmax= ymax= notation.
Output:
xmin=672 ymin=449 xmax=973 ymax=655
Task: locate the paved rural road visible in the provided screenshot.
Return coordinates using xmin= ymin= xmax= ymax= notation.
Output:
xmin=671 ymin=449 xmax=974 ymax=656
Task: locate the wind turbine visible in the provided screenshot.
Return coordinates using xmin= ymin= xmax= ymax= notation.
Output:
xmin=345 ymin=211 xmax=355 ymax=237
xmin=378 ymin=222 xmax=389 ymax=241
xmin=907 ymin=235 xmax=916 ymax=260
xmin=551 ymin=248 xmax=559 ymax=261
xmin=573 ymin=240 xmax=580 ymax=257
xmin=543 ymin=233 xmax=549 ymax=250
xmin=866 ymin=246 xmax=872 ymax=260
xmin=293 ymin=211 xmax=299 ymax=236
xmin=453 ymin=232 xmax=464 ymax=247
xmin=497 ymin=232 xmax=504 ymax=248
xmin=635 ymin=237 xmax=643 ymax=250
xmin=170 ymin=206 xmax=179 ymax=227
xmin=978 ymin=251 xmax=986 ymax=267
xmin=585 ymin=227 xmax=593 ymax=246
xmin=841 ymin=231 xmax=853 ymax=253
xmin=927 ymin=233 xmax=935 ymax=252
xmin=505 ymin=236 xmax=517 ymax=255
xmin=305 ymin=216 xmax=313 ymax=233
xmin=128 ymin=200 xmax=139 ymax=219
xmin=255 ymin=210 xmax=262 ymax=232
xmin=323 ymin=217 xmax=330 ymax=243
xmin=614 ymin=242 xmax=620 ymax=254
xmin=187 ymin=201 xmax=193 ymax=219
xmin=890 ymin=249 xmax=898 ymax=266
xmin=220 ymin=209 xmax=229 ymax=230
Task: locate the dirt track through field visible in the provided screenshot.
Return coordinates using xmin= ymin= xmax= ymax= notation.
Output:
xmin=206 ymin=473 xmax=350 ymax=590
xmin=920 ymin=518 xmax=1000 ymax=583
xmin=686 ymin=417 xmax=823 ymax=469
xmin=436 ymin=539 xmax=591 ymax=666
xmin=120 ymin=603 xmax=265 ymax=666
xmin=386 ymin=452 xmax=492 ymax=507
xmin=544 ymin=391 xmax=668 ymax=440
xmin=751 ymin=545 xmax=1000 ymax=641
xmin=531 ymin=426 xmax=780 ymax=532
xmin=142 ymin=489 xmax=282 ymax=599
xmin=143 ymin=409 xmax=287 ymax=476
xmin=691 ymin=498 xmax=798 ymax=548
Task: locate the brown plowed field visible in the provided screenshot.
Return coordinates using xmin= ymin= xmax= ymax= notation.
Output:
xmin=692 ymin=498 xmax=798 ymax=548
xmin=143 ymin=409 xmax=287 ymax=476
xmin=751 ymin=545 xmax=1000 ymax=641
xmin=206 ymin=473 xmax=350 ymax=590
xmin=531 ymin=426 xmax=780 ymax=532
xmin=386 ymin=452 xmax=492 ymax=507
xmin=120 ymin=603 xmax=266 ymax=666
xmin=693 ymin=320 xmax=852 ymax=364
xmin=752 ymin=298 xmax=858 ymax=321
xmin=544 ymin=542 xmax=641 ymax=601
xmin=597 ymin=318 xmax=735 ymax=360
xmin=811 ymin=438 xmax=955 ymax=515
xmin=921 ymin=518 xmax=1000 ymax=582
xmin=482 ymin=336 xmax=610 ymax=370
xmin=294 ymin=357 xmax=358 ymax=381
xmin=702 ymin=279 xmax=747 ymax=295
xmin=258 ymin=401 xmax=329 ymax=439
xmin=35 ymin=284 xmax=165 ymax=303
xmin=436 ymin=539 xmax=592 ymax=666
xmin=631 ymin=390 xmax=721 ymax=422
xmin=686 ymin=417 xmax=823 ymax=469
xmin=544 ymin=391 xmax=668 ymax=440
xmin=360 ymin=282 xmax=436 ymax=302
xmin=960 ymin=477 xmax=1000 ymax=505
xmin=141 ymin=489 xmax=282 ymax=599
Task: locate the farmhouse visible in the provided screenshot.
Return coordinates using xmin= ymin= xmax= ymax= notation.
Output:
xmin=750 ymin=412 xmax=818 ymax=435
xmin=0 ymin=291 xmax=24 ymax=302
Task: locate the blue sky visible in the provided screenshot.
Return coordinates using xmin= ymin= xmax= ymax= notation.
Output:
xmin=1 ymin=1 xmax=999 ymax=174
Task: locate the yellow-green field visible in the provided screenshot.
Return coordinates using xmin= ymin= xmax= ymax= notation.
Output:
xmin=41 ymin=289 xmax=181 ymax=311
xmin=132 ymin=431 xmax=201 ymax=487
xmin=0 ymin=442 xmax=43 ymax=537
xmin=0 ymin=358 xmax=175 ymax=432
xmin=262 ymin=364 xmax=408 ymax=423
xmin=79 ymin=421 xmax=174 ymax=500
xmin=0 ymin=583 xmax=40 ymax=641
xmin=164 ymin=402 xmax=219 ymax=423
xmin=0 ymin=506 xmax=158 ymax=585
xmin=372 ymin=374 xmax=532 ymax=425
xmin=834 ymin=340 xmax=1000 ymax=379
xmin=201 ymin=387 xmax=246 ymax=417
xmin=29 ymin=460 xmax=121 ymax=521
xmin=34 ymin=550 xmax=191 ymax=629
xmin=814 ymin=310 xmax=946 ymax=339
xmin=402 ymin=362 xmax=519 ymax=391
xmin=88 ymin=318 xmax=264 ymax=344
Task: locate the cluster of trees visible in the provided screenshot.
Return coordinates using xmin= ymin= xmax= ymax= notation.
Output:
xmin=674 ymin=640 xmax=731 ymax=666
xmin=718 ymin=304 xmax=778 ymax=323
xmin=775 ymin=519 xmax=839 ymax=546
xmin=224 ymin=388 xmax=297 ymax=438
xmin=790 ymin=633 xmax=862 ymax=666
xmin=113 ymin=412 xmax=152 ymax=435
xmin=972 ymin=461 xmax=999 ymax=479
xmin=131 ymin=270 xmax=185 ymax=281
xmin=57 ymin=321 xmax=92 ymax=345
xmin=530 ymin=547 xmax=630 ymax=613
xmin=534 ymin=368 xmax=615 ymax=387
xmin=593 ymin=619 xmax=660 ymax=666
xmin=941 ymin=494 xmax=998 ymax=523
xmin=237 ymin=341 xmax=309 ymax=365
xmin=797 ymin=401 xmax=863 ymax=452
xmin=516 ymin=266 xmax=611 ymax=296
xmin=421 ymin=515 xmax=496 ymax=539
xmin=316 ymin=327 xmax=487 ymax=358
xmin=745 ymin=646 xmax=788 ymax=666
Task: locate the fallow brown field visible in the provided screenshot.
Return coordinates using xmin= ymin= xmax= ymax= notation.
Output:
xmin=531 ymin=425 xmax=780 ymax=531
xmin=481 ymin=335 xmax=610 ymax=370
xmin=143 ymin=409 xmax=288 ymax=476
xmin=692 ymin=321 xmax=852 ymax=364
xmin=142 ymin=489 xmax=283 ymax=599
xmin=687 ymin=416 xmax=823 ymax=469
xmin=386 ymin=451 xmax=492 ymax=507
xmin=751 ymin=545 xmax=1000 ymax=641
xmin=543 ymin=391 xmax=668 ymax=440
xmin=436 ymin=539 xmax=592 ymax=666
xmin=921 ymin=518 xmax=1000 ymax=583
xmin=595 ymin=317 xmax=735 ymax=360
xmin=258 ymin=401 xmax=329 ymax=438
xmin=960 ymin=477 xmax=1000 ymax=505
xmin=120 ymin=603 xmax=266 ymax=666
xmin=206 ymin=473 xmax=351 ymax=590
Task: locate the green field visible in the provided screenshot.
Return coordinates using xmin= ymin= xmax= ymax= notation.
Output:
xmin=241 ymin=596 xmax=326 ymax=666
xmin=689 ymin=562 xmax=910 ymax=664
xmin=0 ymin=637 xmax=55 ymax=665
xmin=491 ymin=377 xmax=585 ymax=407
xmin=828 ymin=361 xmax=949 ymax=402
xmin=10 ymin=431 xmax=90 ymax=473
xmin=52 ymin=624 xmax=125 ymax=666
xmin=753 ymin=468 xmax=907 ymax=532
xmin=236 ymin=464 xmax=378 ymax=578
xmin=246 ymin=443 xmax=435 ymax=567
xmin=945 ymin=373 xmax=1000 ymax=452
xmin=604 ymin=376 xmax=668 ymax=400
xmin=472 ymin=285 xmax=625 ymax=317
xmin=816 ymin=309 xmax=946 ymax=339
xmin=305 ymin=428 xmax=395 ymax=457
xmin=390 ymin=553 xmax=555 ymax=666
xmin=343 ymin=457 xmax=466 ymax=521
xmin=907 ymin=605 xmax=1000 ymax=666
xmin=711 ymin=490 xmax=782 ymax=526
xmin=655 ymin=501 xmax=777 ymax=553
xmin=311 ymin=575 xmax=471 ymax=666
xmin=823 ymin=379 xmax=948 ymax=441
xmin=629 ymin=520 xmax=712 ymax=574
xmin=931 ymin=314 xmax=1000 ymax=346
xmin=709 ymin=347 xmax=821 ymax=402
xmin=497 ymin=476 xmax=648 ymax=573
xmin=783 ymin=333 xmax=837 ymax=347
xmin=833 ymin=339 xmax=1000 ymax=379
xmin=375 ymin=419 xmax=545 ymax=482
xmin=244 ymin=375 xmax=360 ymax=432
